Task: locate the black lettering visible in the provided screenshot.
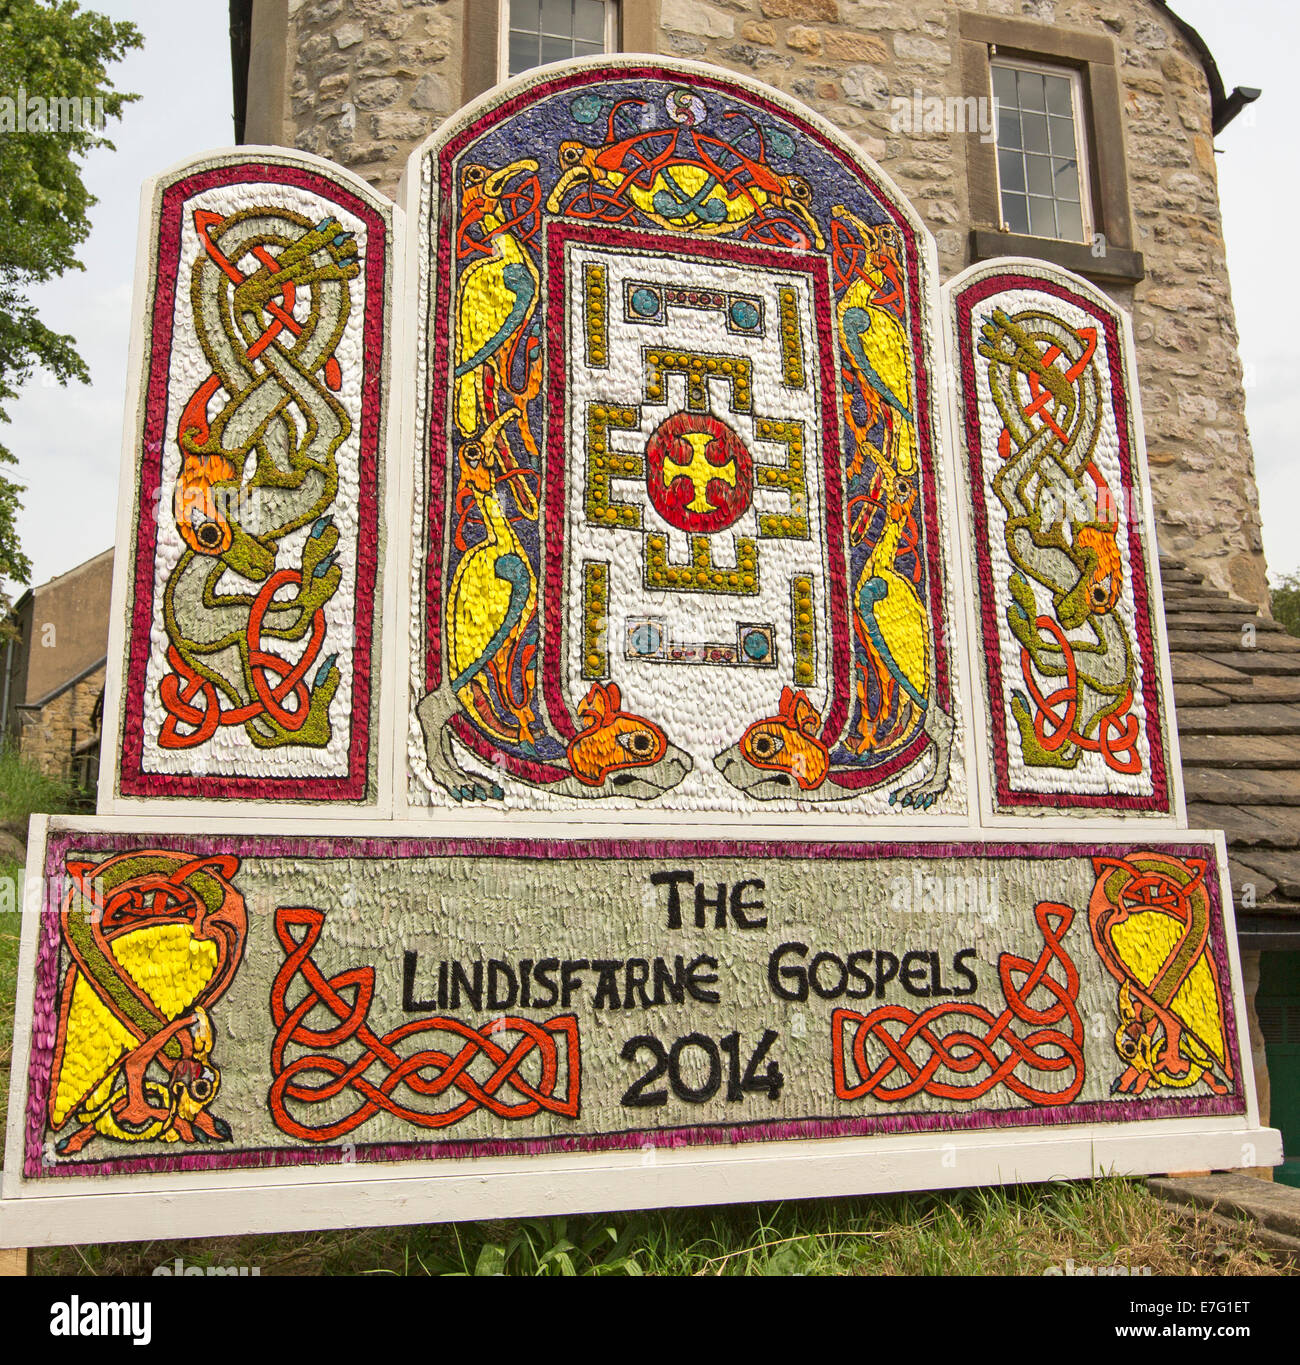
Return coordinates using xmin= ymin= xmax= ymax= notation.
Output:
xmin=729 ymin=879 xmax=767 ymax=928
xmin=769 ymin=942 xmax=809 ymax=1002
xmin=487 ymin=960 xmax=517 ymax=1009
xmin=874 ymin=950 xmax=899 ymax=998
xmin=519 ymin=959 xmax=532 ymax=1008
xmin=810 ymin=951 xmax=847 ymax=1000
xmin=952 ymin=948 xmax=979 ymax=996
xmin=652 ymin=956 xmax=687 ymax=1005
xmin=651 ymin=870 xmax=695 ymax=929
xmin=901 ymin=951 xmax=931 ymax=997
xmin=402 ymin=951 xmax=435 ymax=1011
xmin=437 ymin=959 xmax=448 ymax=1010
xmin=624 ymin=958 xmax=651 ymax=1009
xmin=685 ymin=954 xmax=720 ymax=1004
xmin=695 ymin=881 xmax=727 ymax=929
xmin=929 ymin=950 xmax=954 ymax=997
xmin=561 ymin=959 xmax=589 ymax=1007
xmin=532 ymin=958 xmax=559 ymax=1008
xmin=846 ymin=950 xmax=873 ymax=999
xmin=451 ymin=960 xmax=482 ymax=1012
xmin=591 ymin=960 xmax=621 ymax=1009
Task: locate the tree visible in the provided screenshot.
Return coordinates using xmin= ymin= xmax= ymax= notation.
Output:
xmin=1272 ymin=571 xmax=1300 ymax=639
xmin=0 ymin=0 xmax=141 ymax=633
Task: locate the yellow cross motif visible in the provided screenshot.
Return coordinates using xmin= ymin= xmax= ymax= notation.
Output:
xmin=663 ymin=431 xmax=735 ymax=513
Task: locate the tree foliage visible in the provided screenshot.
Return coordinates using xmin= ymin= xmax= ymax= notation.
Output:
xmin=0 ymin=0 xmax=140 ymax=624
xmin=1272 ymin=571 xmax=1300 ymax=639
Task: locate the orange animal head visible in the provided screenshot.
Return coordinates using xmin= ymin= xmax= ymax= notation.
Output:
xmin=456 ymin=437 xmax=497 ymax=498
xmin=1074 ymin=522 xmax=1123 ymax=616
xmin=175 ymin=453 xmax=239 ymax=556
xmin=459 ymin=158 xmax=539 ymax=222
xmin=714 ymin=688 xmax=831 ymax=798
xmin=566 ymin=682 xmax=670 ymax=786
xmin=546 ymin=140 xmax=606 ymax=210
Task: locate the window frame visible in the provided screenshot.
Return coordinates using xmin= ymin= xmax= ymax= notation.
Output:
xmin=958 ymin=12 xmax=1144 ymax=284
xmin=497 ymin=0 xmax=620 ymax=84
xmin=989 ymin=55 xmax=1095 ymax=248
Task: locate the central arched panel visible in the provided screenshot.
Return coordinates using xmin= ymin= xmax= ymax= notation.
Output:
xmin=404 ymin=57 xmax=966 ymax=819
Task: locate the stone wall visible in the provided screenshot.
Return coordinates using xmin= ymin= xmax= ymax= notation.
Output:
xmin=264 ymin=0 xmax=1267 ymax=610
xmin=15 ymin=664 xmax=104 ymax=785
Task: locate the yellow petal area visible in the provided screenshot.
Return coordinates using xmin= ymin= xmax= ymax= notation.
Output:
xmin=625 ymin=165 xmax=768 ymax=228
xmin=1110 ymin=914 xmax=1225 ymax=1066
xmin=450 ymin=508 xmax=515 ymax=679
xmin=110 ymin=924 xmax=218 ymax=1022
xmin=51 ymin=973 xmax=136 ymax=1127
xmin=839 ymin=277 xmax=916 ymax=475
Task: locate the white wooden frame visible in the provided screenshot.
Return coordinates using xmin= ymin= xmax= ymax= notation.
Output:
xmin=0 ymin=815 xmax=1278 ymax=1248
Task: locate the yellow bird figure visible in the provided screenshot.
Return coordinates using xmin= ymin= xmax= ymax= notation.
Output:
xmin=446 ymin=411 xmax=540 ymax=765
xmin=454 ymin=159 xmax=542 ymax=445
xmin=849 ymin=479 xmax=930 ymax=758
xmin=48 ymin=852 xmax=246 ymax=1155
xmin=834 ymin=207 xmax=917 ymax=479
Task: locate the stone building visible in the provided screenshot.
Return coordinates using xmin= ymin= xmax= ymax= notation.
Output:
xmin=223 ymin=3 xmax=1300 ymax=1183
xmin=1 ymin=547 xmax=113 ymax=789
xmin=230 ymin=0 xmax=1268 ymax=610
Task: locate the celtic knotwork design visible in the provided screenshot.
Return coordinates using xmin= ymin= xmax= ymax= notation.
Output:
xmin=269 ymin=907 xmax=581 ymax=1141
xmin=977 ymin=305 xmax=1140 ymax=778
xmin=832 ymin=901 xmax=1083 ymax=1106
xmin=416 ymin=71 xmax=956 ymax=815
xmin=48 ymin=851 xmax=246 ymax=1156
xmin=1089 ymin=852 xmax=1234 ymax=1097
xmin=161 ymin=206 xmax=359 ymax=753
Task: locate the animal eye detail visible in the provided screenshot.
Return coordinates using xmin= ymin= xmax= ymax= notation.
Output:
xmin=618 ymin=730 xmax=656 ymax=758
xmin=749 ymin=732 xmax=784 ymax=760
xmin=560 ymin=143 xmax=584 ymax=167
xmin=190 ymin=1077 xmax=213 ymax=1102
xmin=195 ymin=521 xmax=223 ymax=550
xmin=462 ymin=163 xmax=487 ymax=186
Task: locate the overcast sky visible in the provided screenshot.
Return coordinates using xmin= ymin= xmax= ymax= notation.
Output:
xmin=4 ymin=0 xmax=1297 ymax=595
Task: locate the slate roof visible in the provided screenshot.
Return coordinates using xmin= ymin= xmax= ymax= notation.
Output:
xmin=1162 ymin=557 xmax=1300 ymax=946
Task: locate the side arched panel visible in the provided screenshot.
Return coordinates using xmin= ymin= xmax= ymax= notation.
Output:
xmin=405 ymin=57 xmax=967 ymax=819
xmin=101 ymin=150 xmax=397 ymax=811
xmin=945 ymin=259 xmax=1182 ymax=822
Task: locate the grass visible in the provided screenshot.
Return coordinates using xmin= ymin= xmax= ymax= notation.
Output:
xmin=0 ymin=842 xmax=1285 ymax=1278
xmin=26 ymin=1178 xmax=1282 ymax=1277
xmin=0 ymin=746 xmax=84 ymax=829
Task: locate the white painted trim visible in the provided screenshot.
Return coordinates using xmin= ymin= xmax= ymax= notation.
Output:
xmin=0 ymin=1123 xmax=1278 ymax=1248
xmin=498 ymin=0 xmax=622 ymax=84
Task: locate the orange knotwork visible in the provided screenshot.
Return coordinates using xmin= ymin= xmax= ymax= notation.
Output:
xmin=269 ymin=907 xmax=580 ymax=1141
xmin=1019 ymin=616 xmax=1141 ymax=775
xmin=832 ymin=902 xmax=1083 ymax=1106
xmin=159 ymin=569 xmax=326 ymax=748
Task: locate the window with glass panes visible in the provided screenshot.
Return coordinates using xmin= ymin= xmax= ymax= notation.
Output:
xmin=992 ymin=60 xmax=1092 ymax=243
xmin=504 ymin=0 xmax=616 ymax=79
